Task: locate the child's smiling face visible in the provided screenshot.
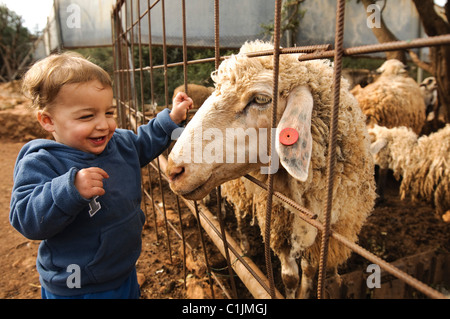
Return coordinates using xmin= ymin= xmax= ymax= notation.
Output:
xmin=38 ymin=80 xmax=116 ymax=154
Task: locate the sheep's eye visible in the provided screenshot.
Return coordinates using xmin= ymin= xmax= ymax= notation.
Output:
xmin=240 ymin=94 xmax=272 ymax=115
xmin=254 ymin=94 xmax=272 ymax=105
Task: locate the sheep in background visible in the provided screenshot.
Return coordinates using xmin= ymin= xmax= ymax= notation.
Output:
xmin=419 ymin=76 xmax=446 ymax=135
xmin=351 ymin=59 xmax=427 ymax=203
xmin=369 ymin=124 xmax=450 ymax=222
xmin=172 ymin=83 xmax=214 ymax=109
xmin=172 ymin=84 xmax=214 ymax=122
xmin=420 ymin=76 xmax=438 ymax=117
xmin=342 ymin=68 xmax=376 ymax=90
xmin=351 ymin=59 xmax=426 ymax=135
xmin=166 ymin=41 xmax=376 ymax=298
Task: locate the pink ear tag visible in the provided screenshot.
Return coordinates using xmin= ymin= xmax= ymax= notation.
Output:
xmin=279 ymin=127 xmax=299 ymax=146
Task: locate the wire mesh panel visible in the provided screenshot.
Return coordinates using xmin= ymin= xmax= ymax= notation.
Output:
xmin=111 ymin=0 xmax=450 ymax=299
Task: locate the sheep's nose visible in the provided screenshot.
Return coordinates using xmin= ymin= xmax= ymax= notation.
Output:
xmin=167 ymin=165 xmax=185 ymax=183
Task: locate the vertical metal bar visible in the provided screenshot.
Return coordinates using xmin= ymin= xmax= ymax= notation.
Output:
xmin=179 ymin=0 xmax=189 ymax=292
xmin=124 ymin=2 xmax=132 ymax=131
xmin=146 ymin=165 xmax=160 ymax=240
xmin=181 ymin=0 xmax=188 ymax=94
xmin=116 ymin=8 xmax=126 ymax=129
xmin=194 ymin=201 xmax=216 ymax=299
xmin=156 ymin=156 xmax=173 ymax=264
xmin=136 ymin=2 xmax=151 ymax=237
xmin=264 ymin=0 xmax=283 ymax=299
xmin=212 ymin=0 xmax=238 ymax=299
xmin=216 ymin=186 xmax=239 ymax=298
xmin=181 ymin=0 xmax=190 ymax=126
xmin=214 ymin=0 xmax=220 ymax=70
xmin=111 ymin=10 xmax=121 ymax=126
xmin=147 ymin=0 xmax=156 ymax=116
xmin=317 ymin=0 xmax=346 ymax=299
xmin=145 ymin=0 xmax=160 ymax=242
xmin=154 ymin=0 xmax=174 ymax=265
xmin=161 ymin=0 xmax=169 ymax=106
xmin=175 ymin=195 xmax=187 ymax=290
xmin=137 ymin=0 xmax=146 ymax=124
xmin=129 ymin=0 xmax=138 ymax=132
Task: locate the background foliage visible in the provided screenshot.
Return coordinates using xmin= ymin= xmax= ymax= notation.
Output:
xmin=0 ymin=5 xmax=35 ymax=82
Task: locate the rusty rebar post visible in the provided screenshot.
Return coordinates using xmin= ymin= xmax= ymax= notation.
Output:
xmin=175 ymin=195 xmax=187 ymax=290
xmin=161 ymin=0 xmax=169 ymax=107
xmin=216 ymin=186 xmax=239 ymax=298
xmin=147 ymin=0 xmax=156 ymax=116
xmin=181 ymin=0 xmax=188 ymax=94
xmin=214 ymin=0 xmax=220 ymax=70
xmin=264 ymin=0 xmax=283 ymax=299
xmin=317 ymin=0 xmax=346 ymax=299
xmin=123 ymin=3 xmax=131 ymax=132
xmin=156 ymin=156 xmax=173 ymax=264
xmin=137 ymin=0 xmax=145 ymax=124
xmin=129 ymin=0 xmax=139 ymax=133
xmin=213 ymin=0 xmax=239 ymax=299
xmin=194 ymin=201 xmax=216 ymax=299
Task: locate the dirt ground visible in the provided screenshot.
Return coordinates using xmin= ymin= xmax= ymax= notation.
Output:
xmin=0 ymin=81 xmax=449 ymax=299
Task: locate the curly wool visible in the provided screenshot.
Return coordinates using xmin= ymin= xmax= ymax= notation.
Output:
xmin=351 ymin=59 xmax=426 ymax=135
xmin=369 ymin=124 xmax=450 ymax=218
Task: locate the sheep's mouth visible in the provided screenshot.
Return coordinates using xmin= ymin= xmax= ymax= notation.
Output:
xmin=181 ymin=186 xmax=208 ymax=200
xmin=175 ymin=175 xmax=215 ymax=200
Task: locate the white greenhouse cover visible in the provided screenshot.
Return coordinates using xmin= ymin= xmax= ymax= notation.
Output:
xmin=33 ymin=0 xmax=425 ymax=59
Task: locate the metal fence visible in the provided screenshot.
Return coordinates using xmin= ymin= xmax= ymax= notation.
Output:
xmin=111 ymin=0 xmax=450 ymax=299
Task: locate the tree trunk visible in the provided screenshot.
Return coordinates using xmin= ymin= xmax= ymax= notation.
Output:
xmin=361 ymin=0 xmax=407 ymax=63
xmin=412 ymin=0 xmax=450 ymax=123
xmin=0 ymin=47 xmax=14 ymax=81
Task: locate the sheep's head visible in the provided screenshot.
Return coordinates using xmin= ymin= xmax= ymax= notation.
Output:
xmin=368 ymin=125 xmax=391 ymax=169
xmin=167 ymin=41 xmax=315 ymax=200
xmin=368 ymin=124 xmax=417 ymax=176
xmin=420 ymin=77 xmax=438 ymax=117
xmin=376 ymin=59 xmax=408 ymax=77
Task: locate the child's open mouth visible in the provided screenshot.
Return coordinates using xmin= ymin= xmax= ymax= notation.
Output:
xmin=89 ymin=136 xmax=106 ymax=145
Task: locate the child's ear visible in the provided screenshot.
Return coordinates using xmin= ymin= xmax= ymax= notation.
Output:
xmin=37 ymin=110 xmax=55 ymax=133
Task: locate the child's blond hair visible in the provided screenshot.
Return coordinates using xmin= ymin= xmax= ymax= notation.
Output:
xmin=22 ymin=52 xmax=112 ymax=110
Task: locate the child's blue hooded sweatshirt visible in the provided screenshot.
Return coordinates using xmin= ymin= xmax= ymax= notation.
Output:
xmin=10 ymin=109 xmax=179 ymax=296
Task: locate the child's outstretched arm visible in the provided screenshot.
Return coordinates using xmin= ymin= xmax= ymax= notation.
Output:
xmin=126 ymin=92 xmax=193 ymax=166
xmin=170 ymin=92 xmax=193 ymax=124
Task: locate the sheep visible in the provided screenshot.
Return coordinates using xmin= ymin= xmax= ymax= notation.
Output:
xmin=172 ymin=84 xmax=214 ymax=122
xmin=369 ymin=124 xmax=450 ymax=223
xmin=420 ymin=76 xmax=438 ymax=117
xmin=351 ymin=59 xmax=427 ymax=203
xmin=351 ymin=59 xmax=426 ymax=135
xmin=342 ymin=68 xmax=376 ymax=90
xmin=419 ymin=76 xmax=446 ymax=135
xmin=166 ymin=40 xmax=376 ymax=298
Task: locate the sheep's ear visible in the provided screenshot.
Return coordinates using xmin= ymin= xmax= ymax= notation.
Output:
xmin=369 ymin=138 xmax=387 ymax=154
xmin=275 ymin=86 xmax=313 ymax=181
